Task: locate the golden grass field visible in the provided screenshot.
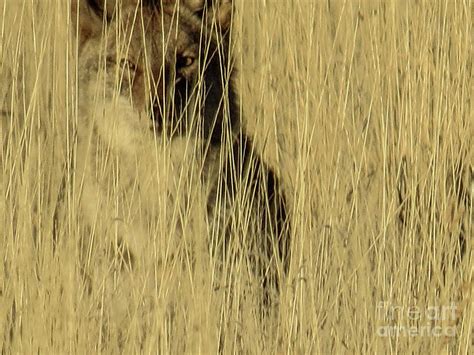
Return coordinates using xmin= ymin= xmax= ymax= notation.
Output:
xmin=1 ymin=0 xmax=472 ymax=353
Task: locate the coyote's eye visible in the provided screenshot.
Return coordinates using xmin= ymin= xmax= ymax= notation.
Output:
xmin=119 ymin=58 xmax=137 ymax=72
xmin=176 ymin=55 xmax=195 ymax=70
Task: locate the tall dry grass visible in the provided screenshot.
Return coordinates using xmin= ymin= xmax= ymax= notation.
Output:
xmin=1 ymin=0 xmax=472 ymax=353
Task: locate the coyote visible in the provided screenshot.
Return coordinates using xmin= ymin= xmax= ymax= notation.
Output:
xmin=73 ymin=0 xmax=289 ymax=309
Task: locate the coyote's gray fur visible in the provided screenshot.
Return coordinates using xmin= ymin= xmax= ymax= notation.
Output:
xmin=73 ymin=0 xmax=289 ymax=315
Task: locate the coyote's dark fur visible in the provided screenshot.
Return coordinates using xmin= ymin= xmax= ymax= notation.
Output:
xmin=73 ymin=0 xmax=290 ymax=311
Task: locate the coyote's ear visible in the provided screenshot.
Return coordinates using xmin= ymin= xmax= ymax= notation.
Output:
xmin=71 ymin=0 xmax=104 ymax=50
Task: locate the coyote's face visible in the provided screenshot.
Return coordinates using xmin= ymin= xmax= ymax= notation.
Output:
xmin=74 ymin=0 xmax=234 ymax=151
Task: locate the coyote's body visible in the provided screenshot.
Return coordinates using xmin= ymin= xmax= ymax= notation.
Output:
xmin=74 ymin=0 xmax=289 ymax=314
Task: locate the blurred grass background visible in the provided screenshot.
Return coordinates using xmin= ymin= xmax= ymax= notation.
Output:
xmin=1 ymin=0 xmax=472 ymax=353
